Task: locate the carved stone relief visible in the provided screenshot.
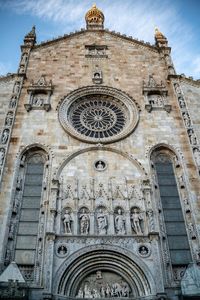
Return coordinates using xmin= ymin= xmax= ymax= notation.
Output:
xmin=76 ymin=271 xmax=131 ymax=298
xmin=25 ymin=75 xmax=53 ymax=112
xmin=143 ymin=75 xmax=171 ymax=113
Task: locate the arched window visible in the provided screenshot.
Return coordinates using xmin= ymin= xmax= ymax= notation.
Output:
xmin=152 ymin=150 xmax=191 ymax=266
xmin=13 ymin=150 xmax=47 ymax=280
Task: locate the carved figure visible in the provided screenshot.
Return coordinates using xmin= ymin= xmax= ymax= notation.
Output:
xmin=165 ymin=55 xmax=172 ymax=66
xmin=183 ymin=112 xmax=191 ymax=127
xmin=76 ymin=289 xmax=84 ymax=298
xmin=79 ymin=208 xmax=90 ymax=234
xmin=13 ymin=81 xmax=20 ymax=94
xmin=178 ymin=96 xmax=185 ymax=108
xmin=32 ymin=96 xmax=44 ymax=106
xmin=95 ymin=160 xmax=105 ymax=170
xmin=193 ymin=148 xmax=200 ymax=166
xmin=5 ymin=112 xmax=13 ymax=126
xmin=189 ymin=130 xmax=197 ymax=145
xmin=9 ymin=96 xmax=17 ymax=108
xmin=131 ymin=208 xmax=143 ymax=234
xmin=188 ymin=222 xmax=196 ymax=239
xmin=21 ymin=52 xmax=28 ymax=65
xmin=63 ymin=209 xmax=72 ymax=234
xmin=8 ymin=222 xmax=15 ymax=239
xmin=178 ymin=174 xmax=185 ymax=188
xmin=139 ymin=245 xmax=149 ymax=256
xmin=115 ymin=209 xmax=126 ymax=235
xmin=13 ymin=196 xmax=20 ymax=214
xmin=58 ymin=245 xmax=67 ymax=255
xmin=0 ymin=148 xmax=5 ymax=166
xmin=16 ymin=176 xmax=22 ymax=191
xmin=97 ymin=208 xmax=108 ymax=234
xmin=174 ymin=83 xmax=182 ymax=95
xmin=84 ymin=283 xmax=92 ymax=298
xmin=1 ymin=129 xmax=9 ymax=144
xmin=5 ymin=249 xmax=11 ymax=264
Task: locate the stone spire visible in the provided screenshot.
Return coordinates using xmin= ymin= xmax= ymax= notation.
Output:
xmin=154 ymin=27 xmax=168 ymax=47
xmin=85 ymin=4 xmax=104 ymax=30
xmin=23 ymin=26 xmax=36 ymax=47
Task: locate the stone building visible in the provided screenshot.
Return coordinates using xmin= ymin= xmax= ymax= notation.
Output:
xmin=0 ymin=4 xmax=200 ymax=300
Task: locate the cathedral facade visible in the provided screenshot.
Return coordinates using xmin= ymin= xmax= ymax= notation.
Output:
xmin=0 ymin=4 xmax=200 ymax=300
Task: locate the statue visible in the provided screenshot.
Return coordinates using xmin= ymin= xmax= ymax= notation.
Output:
xmin=115 ymin=209 xmax=126 ymax=235
xmin=189 ymin=130 xmax=197 ymax=145
xmin=193 ymin=148 xmax=200 ymax=166
xmin=84 ymin=283 xmax=92 ymax=298
xmin=79 ymin=208 xmax=90 ymax=234
xmin=5 ymin=112 xmax=13 ymax=126
xmin=63 ymin=209 xmax=72 ymax=234
xmin=9 ymin=96 xmax=17 ymax=108
xmin=1 ymin=129 xmax=9 ymax=144
xmin=174 ymin=83 xmax=182 ymax=95
xmin=178 ymin=96 xmax=185 ymax=108
xmin=178 ymin=174 xmax=185 ymax=188
xmin=13 ymin=81 xmax=20 ymax=94
xmin=130 ymin=208 xmax=143 ymax=234
xmin=76 ymin=288 xmax=84 ymax=298
xmin=183 ymin=112 xmax=191 ymax=127
xmin=97 ymin=208 xmax=108 ymax=234
xmin=0 ymin=148 xmax=5 ymax=166
xmin=13 ymin=196 xmax=20 ymax=214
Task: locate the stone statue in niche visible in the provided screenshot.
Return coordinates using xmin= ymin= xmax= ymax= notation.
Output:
xmin=178 ymin=174 xmax=185 ymax=188
xmin=178 ymin=96 xmax=185 ymax=108
xmin=138 ymin=245 xmax=149 ymax=257
xmin=63 ymin=209 xmax=73 ymax=234
xmin=57 ymin=244 xmax=67 ymax=256
xmin=1 ymin=129 xmax=9 ymax=144
xmin=182 ymin=112 xmax=191 ymax=127
xmin=193 ymin=148 xmax=200 ymax=166
xmin=5 ymin=248 xmax=11 ymax=265
xmin=174 ymin=83 xmax=182 ymax=96
xmin=32 ymin=95 xmax=44 ymax=106
xmin=97 ymin=208 xmax=108 ymax=235
xmin=130 ymin=207 xmax=143 ymax=235
xmin=8 ymin=222 xmax=15 ymax=239
xmin=20 ymin=52 xmax=28 ymax=65
xmin=16 ymin=176 xmax=23 ymax=191
xmin=13 ymin=195 xmax=20 ymax=214
xmin=0 ymin=148 xmax=5 ymax=166
xmin=79 ymin=208 xmax=90 ymax=234
xmin=188 ymin=222 xmax=196 ymax=239
xmin=188 ymin=130 xmax=197 ymax=145
xmin=115 ymin=208 xmax=126 ymax=235
xmin=5 ymin=112 xmax=13 ymax=126
xmin=9 ymin=96 xmax=17 ymax=108
xmin=13 ymin=81 xmax=20 ymax=95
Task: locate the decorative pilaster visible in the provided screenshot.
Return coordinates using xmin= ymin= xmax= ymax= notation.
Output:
xmin=44 ymin=233 xmax=55 ymax=293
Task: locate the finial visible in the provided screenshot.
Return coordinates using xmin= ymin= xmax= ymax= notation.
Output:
xmin=154 ymin=27 xmax=168 ymax=47
xmin=85 ymin=4 xmax=104 ymax=30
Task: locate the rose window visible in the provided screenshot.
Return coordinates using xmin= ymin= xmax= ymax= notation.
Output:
xmin=58 ymin=87 xmax=139 ymax=144
xmin=70 ymin=99 xmax=126 ymax=139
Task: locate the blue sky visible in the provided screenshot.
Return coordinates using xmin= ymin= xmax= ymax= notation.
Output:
xmin=0 ymin=0 xmax=200 ymax=79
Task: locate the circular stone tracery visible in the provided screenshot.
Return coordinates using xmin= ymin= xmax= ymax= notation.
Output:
xmin=71 ymin=98 xmax=125 ymax=138
xmin=58 ymin=87 xmax=139 ymax=144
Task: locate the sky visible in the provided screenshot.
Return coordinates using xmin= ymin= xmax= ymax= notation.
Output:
xmin=0 ymin=0 xmax=200 ymax=79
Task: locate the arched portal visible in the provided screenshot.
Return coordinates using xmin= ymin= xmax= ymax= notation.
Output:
xmin=54 ymin=245 xmax=156 ymax=299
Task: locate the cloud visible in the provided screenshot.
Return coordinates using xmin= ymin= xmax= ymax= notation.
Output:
xmin=0 ymin=62 xmax=12 ymax=76
xmin=1 ymin=0 xmax=199 ymax=78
